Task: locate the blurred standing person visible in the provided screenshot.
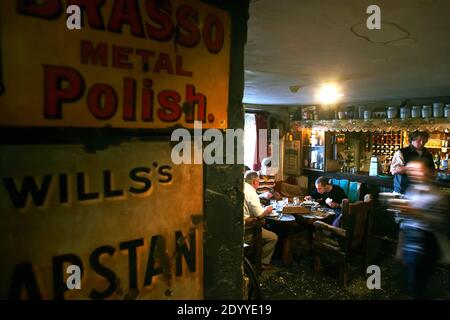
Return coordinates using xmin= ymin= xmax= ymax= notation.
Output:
xmin=390 ymin=159 xmax=449 ymax=299
xmin=244 ymin=171 xmax=278 ymax=269
xmin=390 ymin=131 xmax=435 ymax=194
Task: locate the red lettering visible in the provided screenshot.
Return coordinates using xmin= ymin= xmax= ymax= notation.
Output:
xmin=175 ymin=56 xmax=192 ymax=77
xmin=80 ymin=40 xmax=108 ymax=66
xmin=157 ymin=90 xmax=181 ymax=122
xmin=44 ymin=65 xmax=85 ymax=119
xmin=176 ymin=5 xmax=200 ymax=48
xmin=108 ymin=0 xmax=145 ymax=38
xmin=141 ymin=80 xmax=154 ymax=121
xmin=112 ymin=46 xmax=133 ymax=69
xmin=67 ymin=0 xmax=105 ymax=30
xmin=17 ymin=0 xmax=62 ymax=19
xmin=154 ymin=53 xmax=173 ymax=74
xmin=123 ymin=78 xmax=136 ymax=121
xmin=145 ymin=0 xmax=174 ymax=42
xmin=135 ymin=49 xmax=155 ymax=71
xmin=185 ymin=85 xmax=206 ymax=123
xmin=203 ymin=14 xmax=224 ymax=54
xmin=87 ymin=84 xmax=118 ymax=120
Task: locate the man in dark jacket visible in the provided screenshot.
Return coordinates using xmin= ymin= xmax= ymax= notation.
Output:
xmin=390 ymin=131 xmax=435 ymax=194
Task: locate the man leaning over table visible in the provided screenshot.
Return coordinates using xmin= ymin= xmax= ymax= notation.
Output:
xmin=304 ymin=176 xmax=348 ymax=226
xmin=244 ymin=171 xmax=278 ymax=269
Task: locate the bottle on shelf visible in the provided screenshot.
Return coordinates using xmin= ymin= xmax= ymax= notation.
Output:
xmin=434 ymin=154 xmax=441 ymax=169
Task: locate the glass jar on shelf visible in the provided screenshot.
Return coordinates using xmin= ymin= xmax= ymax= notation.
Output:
xmin=433 ymin=103 xmax=444 ymax=118
xmin=444 ymin=104 xmax=450 ymax=118
xmin=411 ymin=106 xmax=421 ymax=118
xmin=400 ymin=106 xmax=410 ymax=119
xmin=422 ymin=105 xmax=432 ymax=118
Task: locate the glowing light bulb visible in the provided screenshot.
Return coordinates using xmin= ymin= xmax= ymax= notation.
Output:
xmin=315 ymin=84 xmax=343 ymax=104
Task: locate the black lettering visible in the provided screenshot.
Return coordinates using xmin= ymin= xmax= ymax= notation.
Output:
xmin=8 ymin=262 xmax=42 ymax=300
xmin=128 ymin=167 xmax=151 ymax=194
xmin=103 ymin=170 xmax=124 ymax=198
xmin=59 ymin=174 xmax=69 ymax=204
xmin=76 ymin=172 xmax=100 ymax=201
xmin=158 ymin=165 xmax=172 ymax=183
xmin=52 ymin=254 xmax=83 ymax=300
xmin=144 ymin=235 xmax=165 ymax=286
xmin=2 ymin=175 xmax=52 ymax=209
xmin=89 ymin=245 xmax=117 ymax=299
xmin=119 ymin=239 xmax=144 ymax=290
xmin=175 ymin=229 xmax=196 ymax=276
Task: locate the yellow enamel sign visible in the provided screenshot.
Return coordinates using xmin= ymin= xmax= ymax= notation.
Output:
xmin=0 ymin=141 xmax=203 ymax=299
xmin=0 ymin=0 xmax=230 ymax=129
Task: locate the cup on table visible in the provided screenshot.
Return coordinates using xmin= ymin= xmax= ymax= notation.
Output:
xmin=270 ymin=199 xmax=277 ymax=209
xmin=277 ymin=200 xmax=285 ymax=209
xmin=283 ymin=197 xmax=289 ymax=205
xmin=293 ymin=197 xmax=300 ymax=205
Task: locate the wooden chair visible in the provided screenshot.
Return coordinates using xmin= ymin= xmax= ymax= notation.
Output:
xmin=312 ymin=198 xmax=374 ymax=287
xmin=244 ymin=220 xmax=263 ymax=275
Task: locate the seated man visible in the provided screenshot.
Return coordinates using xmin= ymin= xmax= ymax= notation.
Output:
xmin=305 ymin=176 xmax=348 ymax=226
xmin=244 ymin=171 xmax=278 ymax=269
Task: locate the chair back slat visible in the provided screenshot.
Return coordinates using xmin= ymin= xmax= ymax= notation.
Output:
xmin=341 ymin=199 xmax=373 ymax=251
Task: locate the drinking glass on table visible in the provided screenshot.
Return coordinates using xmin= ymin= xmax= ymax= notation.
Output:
xmin=270 ymin=199 xmax=277 ymax=209
xmin=283 ymin=197 xmax=289 ymax=205
xmin=276 ymin=200 xmax=284 ymax=210
xmin=293 ymin=197 xmax=300 ymax=205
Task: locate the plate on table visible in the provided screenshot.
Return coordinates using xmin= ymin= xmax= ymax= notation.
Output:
xmin=302 ymin=208 xmax=335 ymax=219
xmin=317 ymin=208 xmax=335 ymax=214
xmin=278 ymin=214 xmax=295 ymax=222
xmin=267 ymin=212 xmax=280 ymax=217
xmin=301 ymin=201 xmax=319 ymax=207
xmin=267 ymin=214 xmax=295 ymax=222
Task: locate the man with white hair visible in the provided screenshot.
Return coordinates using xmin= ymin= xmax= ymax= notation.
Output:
xmin=244 ymin=170 xmax=278 ymax=269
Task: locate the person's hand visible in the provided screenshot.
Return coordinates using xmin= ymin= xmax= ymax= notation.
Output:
xmin=393 ymin=165 xmax=407 ymax=175
xmin=389 ymin=200 xmax=413 ymax=213
xmin=244 ymin=216 xmax=258 ymax=226
xmin=260 ymin=206 xmax=273 ymax=218
xmin=304 ymin=195 xmax=312 ymax=201
xmin=327 ymin=201 xmax=339 ymax=208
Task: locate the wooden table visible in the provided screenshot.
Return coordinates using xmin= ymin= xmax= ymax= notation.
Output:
xmin=265 ymin=214 xmax=298 ymax=267
xmin=264 ymin=203 xmax=337 ymax=267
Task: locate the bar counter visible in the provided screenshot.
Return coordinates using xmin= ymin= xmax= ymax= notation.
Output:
xmin=304 ymin=171 xmax=450 ymax=196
